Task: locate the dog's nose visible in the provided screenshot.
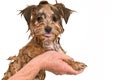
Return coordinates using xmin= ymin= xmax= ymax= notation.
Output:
xmin=45 ymin=26 xmax=52 ymax=33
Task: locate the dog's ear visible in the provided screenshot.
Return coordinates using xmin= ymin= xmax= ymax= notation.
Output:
xmin=54 ymin=3 xmax=73 ymax=24
xmin=20 ymin=5 xmax=36 ymax=25
xmin=39 ymin=0 xmax=49 ymax=5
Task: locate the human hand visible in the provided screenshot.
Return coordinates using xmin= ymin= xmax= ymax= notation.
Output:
xmin=35 ymin=51 xmax=84 ymax=75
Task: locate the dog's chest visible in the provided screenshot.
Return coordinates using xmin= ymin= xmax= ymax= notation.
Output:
xmin=43 ymin=41 xmax=64 ymax=53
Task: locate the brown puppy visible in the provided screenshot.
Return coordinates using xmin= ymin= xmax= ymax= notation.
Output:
xmin=2 ymin=1 xmax=87 ymax=80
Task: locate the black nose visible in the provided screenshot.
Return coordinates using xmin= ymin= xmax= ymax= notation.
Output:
xmin=45 ymin=26 xmax=52 ymax=33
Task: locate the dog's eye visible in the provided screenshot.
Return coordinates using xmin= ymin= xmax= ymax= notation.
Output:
xmin=37 ymin=17 xmax=43 ymax=23
xmin=53 ymin=16 xmax=57 ymax=22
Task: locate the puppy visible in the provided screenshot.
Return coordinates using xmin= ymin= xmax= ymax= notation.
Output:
xmin=2 ymin=1 xmax=87 ymax=80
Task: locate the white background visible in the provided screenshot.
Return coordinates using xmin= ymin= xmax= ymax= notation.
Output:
xmin=0 ymin=0 xmax=119 ymax=80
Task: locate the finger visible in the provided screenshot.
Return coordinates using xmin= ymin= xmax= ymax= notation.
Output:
xmin=59 ymin=53 xmax=74 ymax=61
xmin=66 ymin=67 xmax=84 ymax=75
xmin=65 ymin=66 xmax=81 ymax=75
xmin=46 ymin=51 xmax=74 ymax=61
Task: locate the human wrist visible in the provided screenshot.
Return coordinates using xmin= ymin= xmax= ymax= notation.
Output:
xmin=31 ymin=55 xmax=47 ymax=70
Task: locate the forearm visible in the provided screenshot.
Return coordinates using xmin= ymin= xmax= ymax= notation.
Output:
xmin=8 ymin=51 xmax=82 ymax=80
xmin=8 ymin=57 xmax=43 ymax=80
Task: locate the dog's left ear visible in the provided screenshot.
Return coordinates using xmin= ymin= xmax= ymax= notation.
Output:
xmin=54 ymin=3 xmax=73 ymax=24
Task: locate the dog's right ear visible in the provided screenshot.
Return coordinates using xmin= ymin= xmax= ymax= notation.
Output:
xmin=20 ymin=5 xmax=36 ymax=25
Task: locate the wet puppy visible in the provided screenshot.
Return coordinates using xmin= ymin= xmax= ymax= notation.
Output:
xmin=2 ymin=1 xmax=87 ymax=80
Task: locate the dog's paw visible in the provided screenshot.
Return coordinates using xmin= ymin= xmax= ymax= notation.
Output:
xmin=73 ymin=61 xmax=87 ymax=71
xmin=64 ymin=60 xmax=87 ymax=71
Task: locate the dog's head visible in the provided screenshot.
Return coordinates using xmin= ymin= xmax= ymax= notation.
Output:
xmin=20 ymin=0 xmax=73 ymax=42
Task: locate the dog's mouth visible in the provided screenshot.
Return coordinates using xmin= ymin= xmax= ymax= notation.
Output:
xmin=43 ymin=33 xmax=53 ymax=38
